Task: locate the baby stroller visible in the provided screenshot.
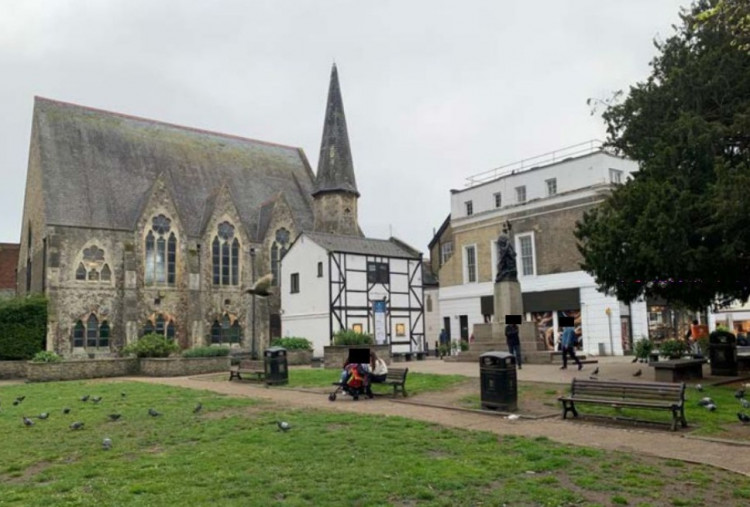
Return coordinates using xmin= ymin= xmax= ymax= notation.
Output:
xmin=329 ymin=363 xmax=373 ymax=401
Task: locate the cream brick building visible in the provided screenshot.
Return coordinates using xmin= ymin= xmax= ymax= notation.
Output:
xmin=431 ymin=141 xmax=648 ymax=356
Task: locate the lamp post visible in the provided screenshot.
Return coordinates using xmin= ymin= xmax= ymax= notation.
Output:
xmin=605 ymin=307 xmax=613 ymax=355
xmin=250 ymin=247 xmax=257 ymax=359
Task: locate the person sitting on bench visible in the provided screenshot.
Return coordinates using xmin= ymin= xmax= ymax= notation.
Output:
xmin=366 ymin=352 xmax=388 ymax=396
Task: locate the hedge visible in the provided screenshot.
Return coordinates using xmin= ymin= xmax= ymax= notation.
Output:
xmin=0 ymin=295 xmax=47 ymax=360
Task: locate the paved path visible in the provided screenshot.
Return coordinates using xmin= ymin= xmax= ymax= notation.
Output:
xmin=122 ymin=358 xmax=750 ymax=478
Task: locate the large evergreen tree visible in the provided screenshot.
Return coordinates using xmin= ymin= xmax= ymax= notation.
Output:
xmin=576 ymin=0 xmax=750 ymax=310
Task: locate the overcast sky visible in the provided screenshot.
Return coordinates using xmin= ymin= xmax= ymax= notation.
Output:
xmin=0 ymin=0 xmax=688 ymax=253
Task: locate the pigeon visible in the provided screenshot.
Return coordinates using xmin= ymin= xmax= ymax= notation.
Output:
xmin=121 ymin=392 xmax=127 ymax=398
xmin=631 ymin=357 xmax=638 ymax=363
xmin=695 ymin=384 xmax=703 ymax=392
xmin=148 ymin=408 xmax=161 ymax=417
xmin=246 ymin=273 xmax=274 ymax=297
xmin=276 ymin=420 xmax=291 ymax=432
xmin=706 ymin=403 xmax=717 ymax=412
xmin=741 ymin=399 xmax=750 ymax=410
xmin=108 ymin=414 xmax=121 ymax=421
xmin=80 ymin=395 xmax=90 ymax=402
xmin=591 ymin=367 xmax=599 ymax=376
xmin=633 ymin=369 xmax=642 ymax=377
xmin=16 ymin=396 xmax=25 ymax=403
xmin=698 ymin=397 xmax=715 ymax=407
xmin=92 ymin=396 xmax=102 ymax=404
xmin=37 ymin=413 xmax=49 ymax=420
xmin=62 ymin=407 xmax=71 ymax=414
xmin=102 ymin=437 xmax=113 ymax=450
xmin=69 ymin=421 xmax=85 ymax=430
xmin=13 ymin=400 xmax=20 ymax=406
xmin=193 ymin=403 xmax=203 ymax=414
xmin=738 ymin=413 xmax=750 ymax=424
xmin=507 ymin=414 xmax=520 ymax=420
xmin=735 ymin=389 xmax=745 ymax=400
xmin=23 ymin=416 xmax=34 ymax=427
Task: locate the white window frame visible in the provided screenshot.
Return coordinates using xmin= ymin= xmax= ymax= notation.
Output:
xmin=609 ymin=168 xmax=623 ymax=184
xmin=546 ymin=178 xmax=557 ymax=196
xmin=465 ymin=201 xmax=473 ymax=216
xmin=515 ymin=186 xmax=526 ymax=204
xmin=290 ymin=272 xmax=300 ymax=294
xmin=463 ymin=244 xmax=478 ymax=284
xmin=493 ymin=192 xmax=502 ymax=208
xmin=440 ymin=241 xmax=453 ymax=266
xmin=490 ymin=239 xmax=498 ymax=282
xmin=515 ymin=232 xmax=536 ymax=277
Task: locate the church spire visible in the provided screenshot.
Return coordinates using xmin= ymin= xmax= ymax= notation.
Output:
xmin=313 ymin=63 xmax=359 ymax=197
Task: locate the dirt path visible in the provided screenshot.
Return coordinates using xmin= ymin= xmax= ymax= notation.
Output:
xmin=119 ymin=374 xmax=750 ymax=478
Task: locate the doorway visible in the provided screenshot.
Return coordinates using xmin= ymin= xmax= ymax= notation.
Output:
xmin=442 ymin=317 xmax=451 ymax=343
xmin=459 ymin=315 xmax=469 ymax=341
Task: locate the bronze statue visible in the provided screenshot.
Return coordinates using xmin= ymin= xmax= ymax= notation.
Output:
xmin=495 ymin=221 xmax=517 ymax=282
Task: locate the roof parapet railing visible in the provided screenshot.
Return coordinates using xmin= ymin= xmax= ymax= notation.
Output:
xmin=465 ymin=139 xmax=606 ymax=187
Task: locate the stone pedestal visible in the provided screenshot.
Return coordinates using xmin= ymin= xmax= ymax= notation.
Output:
xmin=494 ymin=281 xmax=523 ymax=322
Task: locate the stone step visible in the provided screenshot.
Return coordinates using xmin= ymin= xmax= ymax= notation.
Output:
xmin=549 ymin=351 xmax=598 ymax=365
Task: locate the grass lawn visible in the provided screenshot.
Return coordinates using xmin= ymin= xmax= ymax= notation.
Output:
xmin=1 ymin=380 xmax=750 ymax=506
xmin=285 ymin=367 xmax=468 ymax=396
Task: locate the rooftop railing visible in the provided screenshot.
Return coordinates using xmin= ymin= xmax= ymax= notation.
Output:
xmin=464 ymin=139 xmax=607 ymax=188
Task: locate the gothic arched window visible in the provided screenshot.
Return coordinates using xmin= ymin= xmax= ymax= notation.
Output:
xmin=210 ymin=313 xmax=241 ymax=345
xmin=73 ymin=320 xmax=85 ymax=348
xmin=212 ymin=221 xmax=239 ymax=286
xmin=75 ymin=246 xmax=110 ymax=283
xmin=142 ymin=313 xmax=176 ymax=340
xmin=72 ymin=317 xmax=110 ymax=350
xmin=76 ymin=263 xmax=86 ymax=281
xmin=145 ymin=214 xmax=176 ymax=286
xmin=86 ymin=314 xmax=99 ymax=348
xmin=270 ymin=228 xmax=290 ymax=287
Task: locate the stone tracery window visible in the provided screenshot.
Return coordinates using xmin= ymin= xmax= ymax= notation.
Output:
xmin=142 ymin=313 xmax=176 ymax=340
xmin=212 ymin=221 xmax=239 ymax=286
xmin=270 ymin=228 xmax=290 ymax=287
xmin=72 ymin=315 xmax=109 ymax=349
xmin=145 ymin=214 xmax=177 ymax=286
xmin=75 ymin=245 xmax=111 ymax=283
xmin=210 ymin=313 xmax=241 ymax=344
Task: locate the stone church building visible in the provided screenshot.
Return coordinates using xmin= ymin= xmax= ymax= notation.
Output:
xmin=17 ymin=64 xmax=363 ymax=357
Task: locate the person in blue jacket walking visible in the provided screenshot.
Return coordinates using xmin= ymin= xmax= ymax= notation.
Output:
xmin=560 ymin=326 xmax=583 ymax=370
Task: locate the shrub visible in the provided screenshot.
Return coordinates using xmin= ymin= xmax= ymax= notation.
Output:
xmin=333 ymin=329 xmax=373 ymax=346
xmin=182 ymin=346 xmax=230 ymax=358
xmin=122 ymin=334 xmax=180 ymax=358
xmin=633 ymin=337 xmax=653 ymax=359
xmin=659 ymin=339 xmax=686 ymax=359
xmin=271 ymin=337 xmax=313 ymax=350
xmin=0 ymin=295 xmax=47 ymax=360
xmin=460 ymin=340 xmax=469 ymax=351
xmin=31 ymin=350 xmax=62 ymax=363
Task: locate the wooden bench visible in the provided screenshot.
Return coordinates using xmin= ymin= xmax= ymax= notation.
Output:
xmin=558 ymin=378 xmax=686 ymax=431
xmin=383 ymin=367 xmax=409 ymax=397
xmin=651 ymin=359 xmax=707 ymax=382
xmin=229 ymin=359 xmax=265 ymax=382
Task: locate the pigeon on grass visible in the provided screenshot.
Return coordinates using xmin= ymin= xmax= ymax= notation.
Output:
xmin=277 ymin=421 xmax=291 ymax=432
xmin=735 ymin=389 xmax=745 ymax=400
xmin=697 ymin=397 xmax=714 ymax=407
xmin=13 ymin=400 xmax=20 ymax=406
xmin=102 ymin=438 xmax=113 ymax=450
xmin=741 ymin=399 xmax=750 ymax=410
xmin=62 ymin=407 xmax=71 ymax=414
xmin=695 ymin=384 xmax=703 ymax=392
xmin=80 ymin=395 xmax=90 ymax=402
xmin=148 ymin=408 xmax=161 ymax=417
xmin=23 ymin=416 xmax=34 ymax=427
xmin=37 ymin=413 xmax=49 ymax=420
xmin=69 ymin=421 xmax=85 ymax=430
xmin=193 ymin=403 xmax=203 ymax=414
xmin=705 ymin=403 xmax=717 ymax=412
xmin=92 ymin=396 xmax=102 ymax=404
xmin=108 ymin=414 xmax=121 ymax=421
xmin=738 ymin=413 xmax=750 ymax=424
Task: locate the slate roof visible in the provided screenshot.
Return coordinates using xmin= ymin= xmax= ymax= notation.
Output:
xmin=313 ymin=64 xmax=359 ymax=197
xmin=304 ymin=232 xmax=421 ymax=259
xmin=33 ymin=97 xmax=316 ymax=240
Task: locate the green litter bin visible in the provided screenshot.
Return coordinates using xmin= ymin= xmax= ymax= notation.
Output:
xmin=264 ymin=347 xmax=288 ymax=385
xmin=479 ymin=351 xmax=518 ymax=412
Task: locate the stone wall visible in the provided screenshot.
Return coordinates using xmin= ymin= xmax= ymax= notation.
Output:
xmin=26 ymin=358 xmax=139 ymax=382
xmin=323 ymin=345 xmax=391 ymax=369
xmin=0 ymin=360 xmax=27 ymax=379
xmin=286 ymin=349 xmax=313 ymax=365
xmin=139 ymin=356 xmax=230 ymax=377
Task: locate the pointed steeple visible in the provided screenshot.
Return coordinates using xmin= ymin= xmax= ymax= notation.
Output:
xmin=313 ymin=64 xmax=359 ymax=197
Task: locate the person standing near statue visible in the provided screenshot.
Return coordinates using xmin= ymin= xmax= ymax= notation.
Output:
xmin=560 ymin=326 xmax=583 ymax=370
xmin=505 ymin=322 xmax=522 ymax=369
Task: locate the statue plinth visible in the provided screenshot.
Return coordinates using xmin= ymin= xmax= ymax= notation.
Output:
xmin=494 ymin=280 xmax=523 ymax=321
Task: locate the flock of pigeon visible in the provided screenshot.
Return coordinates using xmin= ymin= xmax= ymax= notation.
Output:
xmin=587 ymin=365 xmax=750 ymax=424
xmin=3 ymin=391 xmax=206 ymax=450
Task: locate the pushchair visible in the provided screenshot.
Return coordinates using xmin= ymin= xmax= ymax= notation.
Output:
xmin=328 ymin=363 xmax=373 ymax=401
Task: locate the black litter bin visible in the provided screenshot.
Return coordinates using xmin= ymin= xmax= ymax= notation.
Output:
xmin=479 ymin=351 xmax=518 ymax=412
xmin=709 ymin=330 xmax=737 ymax=376
xmin=264 ymin=347 xmax=289 ymax=385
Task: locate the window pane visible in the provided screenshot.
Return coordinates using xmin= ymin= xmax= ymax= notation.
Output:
xmin=73 ymin=321 xmax=85 ymax=348
xmin=211 ymin=321 xmax=221 ymax=344
xmin=76 ymin=263 xmax=86 ymax=280
xmin=101 ymin=264 xmax=111 ymax=281
xmin=230 ymin=322 xmax=241 ymax=344
xmin=221 ymin=242 xmax=230 ymax=285
xmin=145 ymin=232 xmax=155 ymax=285
xmin=212 ymin=237 xmax=220 ymax=285
xmin=144 ymin=321 xmax=154 ymax=336
xmin=520 ymin=237 xmax=534 ymax=276
xmin=155 ymin=314 xmax=165 ymax=335
xmin=166 ymin=321 xmax=175 ymax=340
xmin=231 ymin=239 xmax=239 ymax=285
xmin=155 ymin=237 xmax=166 ymax=283
xmin=467 ymin=246 xmax=476 ymax=282
xmin=99 ymin=321 xmax=110 ymax=348
xmin=87 ymin=315 xmax=99 ymax=348
xmin=167 ymin=234 xmax=176 ymax=284
xmin=88 ymin=269 xmax=99 ymax=281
